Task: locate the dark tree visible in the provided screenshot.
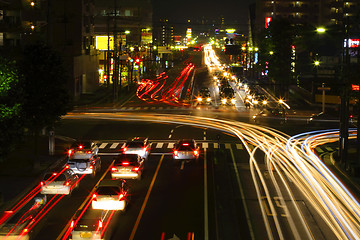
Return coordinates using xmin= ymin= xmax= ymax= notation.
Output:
xmin=19 ymin=43 xmax=71 ymax=167
xmin=0 ymin=57 xmax=24 ymax=161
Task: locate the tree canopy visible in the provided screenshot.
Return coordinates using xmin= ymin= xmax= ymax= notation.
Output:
xmin=0 ymin=57 xmax=23 ymax=160
xmin=19 ymin=43 xmax=72 ymax=132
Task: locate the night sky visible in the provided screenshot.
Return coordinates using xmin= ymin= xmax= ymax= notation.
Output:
xmin=153 ymin=0 xmax=255 ymax=33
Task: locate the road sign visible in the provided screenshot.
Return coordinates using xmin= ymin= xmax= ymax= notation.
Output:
xmin=317 ymin=87 xmax=330 ymax=91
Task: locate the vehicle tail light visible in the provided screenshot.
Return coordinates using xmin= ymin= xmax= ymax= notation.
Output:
xmin=122 ymin=162 xmax=130 ymax=166
xmin=132 ymin=167 xmax=139 ymax=172
xmin=123 ymin=147 xmax=128 ymax=153
xmin=119 ymin=193 xmax=125 ymax=200
xmin=79 ymin=145 xmax=83 ymax=149
xmin=87 ymin=151 xmax=91 ymax=154
xmin=92 ymin=193 xmax=97 ymax=201
xmin=64 ymin=180 xmax=71 ymax=186
xmin=98 ymin=220 xmax=103 ymax=228
xmin=194 ymin=150 xmax=199 ymax=156
xmin=350 ymin=114 xmax=353 ymax=118
xmin=40 ymin=181 xmax=44 ymax=186
xmin=182 ymin=143 xmax=189 ymax=146
xmin=89 ymin=165 xmax=93 ymax=169
xmin=68 ymin=149 xmax=72 ymax=155
xmin=111 ymin=167 xmax=118 ymax=172
xmin=174 ymin=150 xmax=178 ymax=156
xmin=65 ymin=165 xmax=69 ymax=169
xmin=70 ymin=220 xmax=74 ymax=228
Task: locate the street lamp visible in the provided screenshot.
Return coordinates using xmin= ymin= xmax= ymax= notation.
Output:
xmin=316 ymin=27 xmax=326 ymax=34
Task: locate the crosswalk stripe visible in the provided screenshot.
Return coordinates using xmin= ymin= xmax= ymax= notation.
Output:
xmin=128 ymin=107 xmax=134 ymax=110
xmin=225 ymin=143 xmax=231 ymax=149
xmin=168 ymin=143 xmax=174 ymax=148
xmin=135 ymin=107 xmax=141 ymax=110
xmin=236 ymin=144 xmax=243 ymax=150
xmin=110 ymin=143 xmax=119 ymax=149
xmin=99 ymin=143 xmax=108 ymax=149
xmin=325 ymin=147 xmax=333 ymax=151
xmin=151 ymin=107 xmax=156 ymax=110
xmin=202 ymin=143 xmax=208 ymax=149
xmin=316 ymin=147 xmax=324 ymax=153
xmin=156 ymin=143 xmax=164 ymax=148
xmin=144 ymin=107 xmax=149 ymax=110
xmin=214 ymin=143 xmax=218 ymax=149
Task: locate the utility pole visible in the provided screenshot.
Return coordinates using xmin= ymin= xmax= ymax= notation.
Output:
xmin=112 ymin=0 xmax=118 ymax=102
xmin=339 ymin=16 xmax=350 ymax=167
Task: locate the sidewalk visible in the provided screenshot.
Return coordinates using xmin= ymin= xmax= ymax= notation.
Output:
xmin=0 ymin=135 xmax=72 ymax=211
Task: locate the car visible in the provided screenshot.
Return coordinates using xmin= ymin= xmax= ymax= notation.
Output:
xmin=307 ymin=111 xmax=355 ymax=127
xmin=111 ymin=154 xmax=144 ymax=180
xmin=173 ymin=139 xmax=200 ymax=161
xmin=121 ymin=137 xmax=150 ymax=159
xmin=220 ymin=87 xmax=236 ymax=105
xmin=66 ymin=154 xmax=101 ymax=177
xmin=68 ymin=141 xmax=99 ymax=158
xmin=196 ymin=88 xmax=212 ymax=105
xmin=40 ymin=168 xmax=79 ymax=195
xmin=91 ymin=179 xmax=130 ymax=211
xmin=70 ymin=209 xmax=111 ymax=240
xmin=252 ymin=108 xmax=287 ymax=125
xmin=252 ymin=94 xmax=269 ymax=108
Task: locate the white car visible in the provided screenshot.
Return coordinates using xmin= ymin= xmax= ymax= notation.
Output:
xmin=111 ymin=154 xmax=144 ymax=180
xmin=91 ymin=179 xmax=130 ymax=211
xmin=173 ymin=139 xmax=200 ymax=161
xmin=66 ymin=154 xmax=101 ymax=177
xmin=121 ymin=137 xmax=150 ymax=159
xmin=68 ymin=141 xmax=99 ymax=158
xmin=40 ymin=168 xmax=79 ymax=195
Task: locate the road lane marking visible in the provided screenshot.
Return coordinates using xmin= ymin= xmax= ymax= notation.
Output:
xmin=57 ymin=160 xmax=115 ymax=240
xmin=168 ymin=134 xmax=172 ymax=139
xmin=229 ymin=147 xmax=255 ymax=239
xmin=180 ymin=161 xmax=185 ymax=170
xmin=110 ymin=143 xmax=119 ymax=149
xmin=99 ymin=143 xmax=108 ymax=149
xmin=316 ymin=147 xmax=324 ymax=153
xmin=168 ymin=143 xmax=174 ymax=148
xmin=129 ymin=155 xmax=164 ymax=240
xmin=204 ymin=149 xmax=209 ymax=240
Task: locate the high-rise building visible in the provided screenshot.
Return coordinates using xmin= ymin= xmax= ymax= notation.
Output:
xmin=255 ymin=0 xmax=359 ymax=30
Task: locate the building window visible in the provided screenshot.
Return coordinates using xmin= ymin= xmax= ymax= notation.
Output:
xmin=125 ymin=9 xmax=131 ymax=17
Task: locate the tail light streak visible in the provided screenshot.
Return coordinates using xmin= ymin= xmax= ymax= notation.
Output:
xmin=63 ymin=113 xmax=360 ymax=239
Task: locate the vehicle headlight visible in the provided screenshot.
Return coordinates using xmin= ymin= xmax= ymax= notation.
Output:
xmin=262 ymin=100 xmax=267 ymax=105
xmin=231 ymin=99 xmax=236 ymax=104
xmin=221 ymin=98 xmax=227 ymax=104
xmin=197 ymin=97 xmax=203 ymax=102
xmin=206 ymin=97 xmax=211 ymax=102
xmin=253 ymin=100 xmax=258 ymax=105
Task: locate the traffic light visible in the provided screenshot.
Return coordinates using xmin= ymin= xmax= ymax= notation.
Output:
xmin=134 ymin=58 xmax=141 ymax=65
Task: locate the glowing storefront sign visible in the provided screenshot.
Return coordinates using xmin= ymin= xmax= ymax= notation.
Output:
xmin=96 ymin=36 xmax=114 ymax=50
xmin=265 ymin=17 xmax=272 ymax=29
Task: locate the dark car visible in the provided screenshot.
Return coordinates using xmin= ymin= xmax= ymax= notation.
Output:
xmin=196 ymin=88 xmax=212 ymax=105
xmin=252 ymin=108 xmax=287 ymax=125
xmin=307 ymin=111 xmax=355 ymax=127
